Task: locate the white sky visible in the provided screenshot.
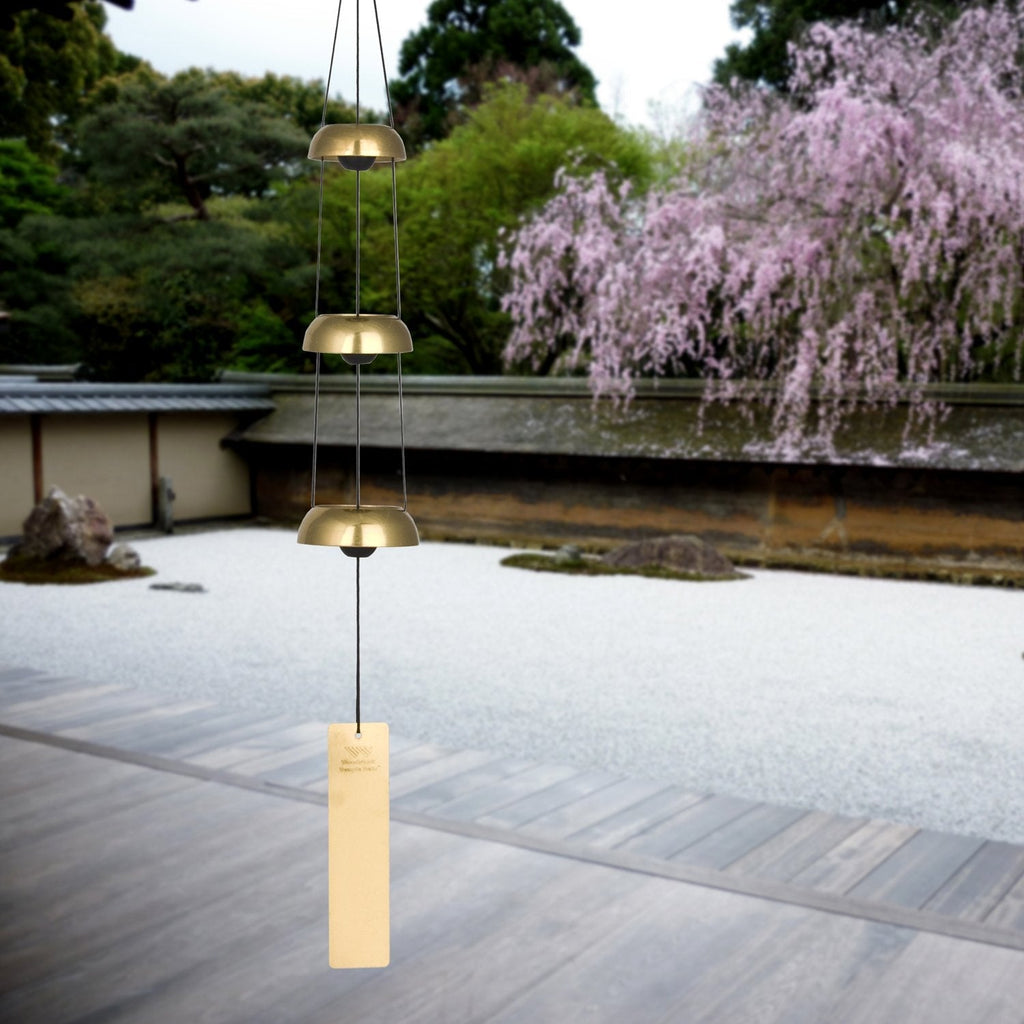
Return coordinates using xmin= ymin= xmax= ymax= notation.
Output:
xmin=102 ymin=0 xmax=748 ymax=130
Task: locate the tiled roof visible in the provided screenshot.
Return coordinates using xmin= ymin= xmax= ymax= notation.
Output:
xmin=0 ymin=382 xmax=276 ymax=416
xmin=226 ymin=374 xmax=1024 ymax=473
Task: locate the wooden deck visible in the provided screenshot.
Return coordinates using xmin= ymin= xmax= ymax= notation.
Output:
xmin=2 ymin=663 xmax=1024 ymax=1022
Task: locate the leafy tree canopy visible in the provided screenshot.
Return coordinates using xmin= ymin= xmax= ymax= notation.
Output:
xmin=713 ymin=0 xmax=962 ymax=89
xmin=69 ymin=209 xmax=293 ymax=380
xmin=0 ymin=1 xmax=119 ymax=158
xmin=0 ymin=3 xmax=652 ymax=382
xmin=76 ymin=67 xmax=310 ymax=219
xmin=216 ymin=72 xmax=370 ymax=139
xmin=0 ymin=138 xmax=69 ymax=228
xmin=3 ymin=1 xmax=151 ymax=29
xmin=392 ymin=0 xmax=598 ymax=148
xmin=0 ymin=211 xmax=80 ymax=364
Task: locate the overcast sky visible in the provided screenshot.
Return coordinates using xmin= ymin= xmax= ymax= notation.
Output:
xmin=102 ymin=0 xmax=748 ymax=130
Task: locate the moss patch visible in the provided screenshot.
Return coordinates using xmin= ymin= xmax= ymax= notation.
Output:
xmin=500 ymin=547 xmax=1024 ymax=588
xmin=501 ymin=552 xmax=747 ymax=582
xmin=726 ymin=550 xmax=1024 ymax=589
xmin=0 ymin=557 xmax=156 ymax=585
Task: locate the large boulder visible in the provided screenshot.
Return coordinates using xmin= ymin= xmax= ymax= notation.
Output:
xmin=9 ymin=487 xmax=114 ymax=567
xmin=602 ymin=534 xmax=738 ymax=578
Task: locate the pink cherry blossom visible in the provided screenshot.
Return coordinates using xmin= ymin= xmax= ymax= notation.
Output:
xmin=501 ymin=4 xmax=1024 ymax=456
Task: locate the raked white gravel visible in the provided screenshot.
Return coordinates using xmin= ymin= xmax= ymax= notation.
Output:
xmin=2 ymin=526 xmax=1022 ymax=843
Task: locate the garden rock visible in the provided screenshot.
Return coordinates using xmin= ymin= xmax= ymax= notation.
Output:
xmin=10 ymin=487 xmax=114 ymax=566
xmin=554 ymin=544 xmax=583 ymax=565
xmin=602 ymin=535 xmax=737 ymax=578
xmin=105 ymin=543 xmax=141 ymax=571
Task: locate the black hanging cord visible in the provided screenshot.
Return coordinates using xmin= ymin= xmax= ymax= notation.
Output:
xmin=355 ymin=555 xmax=362 ymax=735
xmin=372 ymin=0 xmax=395 ymax=128
xmin=355 ymin=364 xmax=362 ymax=508
xmin=311 ymin=0 xmax=345 ymax=508
xmin=321 ymin=0 xmax=344 ymax=129
xmin=398 ymin=354 xmax=408 ymax=510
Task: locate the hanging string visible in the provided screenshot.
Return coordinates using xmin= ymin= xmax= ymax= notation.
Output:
xmin=372 ymin=0 xmax=395 ymax=128
xmin=351 ymin=0 xmax=365 ymax=739
xmin=311 ymin=160 xmax=327 ymax=507
xmin=398 ymin=355 xmax=408 ymax=510
xmin=355 ymin=364 xmax=362 ymax=508
xmin=354 ymin=0 xmax=364 ymax=735
xmin=355 ymin=169 xmax=362 ymax=315
xmin=311 ymin=354 xmax=321 ymax=508
xmin=311 ymin=0 xmax=345 ymax=508
xmin=355 ymin=555 xmax=362 ymax=736
xmin=321 ymin=0 xmax=345 ymax=129
xmin=377 ymin=1 xmax=407 ymax=513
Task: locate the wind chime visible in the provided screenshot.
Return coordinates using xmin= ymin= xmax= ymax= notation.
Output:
xmin=298 ymin=0 xmax=417 ymax=969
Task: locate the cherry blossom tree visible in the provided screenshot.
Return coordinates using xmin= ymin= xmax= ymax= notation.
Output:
xmin=501 ymin=3 xmax=1024 ymax=455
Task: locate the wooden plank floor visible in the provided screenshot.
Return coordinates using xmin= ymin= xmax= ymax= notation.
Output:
xmin=3 ymin=664 xmax=1024 ymax=1022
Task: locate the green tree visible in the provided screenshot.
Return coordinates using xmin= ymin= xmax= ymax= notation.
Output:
xmin=221 ymin=185 xmax=324 ymax=374
xmin=76 ymin=67 xmax=310 ymax=220
xmin=215 ymin=71 xmax=373 ymax=139
xmin=0 ymin=140 xmax=78 ymax=364
xmin=0 ymin=138 xmax=68 ymax=227
xmin=392 ymin=0 xmax=598 ymax=148
xmin=11 ymin=65 xmax=320 ymax=380
xmin=0 ymin=1 xmax=119 ymax=158
xmin=3 ymin=1 xmax=138 ymax=27
xmin=69 ymin=209 xmax=301 ymax=380
xmin=0 ymin=213 xmax=80 ymax=364
xmin=385 ymin=81 xmax=652 ymax=373
xmin=713 ymin=0 xmax=962 ymax=89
